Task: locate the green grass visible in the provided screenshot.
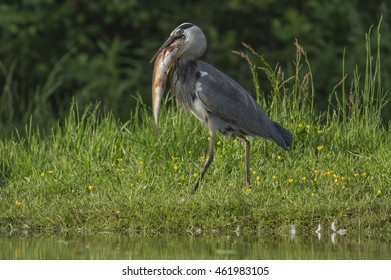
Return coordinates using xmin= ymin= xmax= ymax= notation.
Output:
xmin=0 ymin=23 xmax=390 ymax=234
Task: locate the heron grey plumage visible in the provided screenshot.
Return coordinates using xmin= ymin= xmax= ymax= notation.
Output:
xmin=151 ymin=23 xmax=293 ymax=192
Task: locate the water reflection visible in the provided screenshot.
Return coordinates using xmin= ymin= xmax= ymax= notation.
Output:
xmin=1 ymin=231 xmax=390 ymax=260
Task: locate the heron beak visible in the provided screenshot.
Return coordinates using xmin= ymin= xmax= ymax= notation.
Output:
xmin=150 ymin=35 xmax=182 ymax=63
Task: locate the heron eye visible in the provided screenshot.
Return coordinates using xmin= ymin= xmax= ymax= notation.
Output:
xmin=174 ymin=29 xmax=183 ymax=36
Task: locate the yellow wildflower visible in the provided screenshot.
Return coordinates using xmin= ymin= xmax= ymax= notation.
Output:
xmin=323 ymin=170 xmax=334 ymax=176
xmin=252 ymin=170 xmax=257 ymax=175
xmin=117 ymin=157 xmax=123 ymax=163
xmin=117 ymin=168 xmax=125 ymax=173
xmin=288 ymin=178 xmax=294 ymax=183
xmin=256 ymin=176 xmax=261 ymax=181
xmin=314 ymin=169 xmax=321 ymax=175
xmin=88 ymin=185 xmax=94 ymax=191
xmin=277 ymin=155 xmax=283 ymax=160
xmin=15 ymin=200 xmax=21 ymax=206
xmin=48 ymin=170 xmax=54 ymax=174
xmin=317 ymin=129 xmax=323 ymax=135
xmin=353 ymin=173 xmax=359 ymax=177
xmin=306 ymin=124 xmax=311 ymax=129
xmin=298 ymin=123 xmax=303 ymax=128
xmin=200 ymin=155 xmax=206 ymax=161
xmin=139 ymin=160 xmax=144 ymax=165
xmin=362 ymin=172 xmax=367 ymax=177
xmin=193 ymin=172 xmax=199 ymax=177
xmin=217 ymin=140 xmax=221 ymax=145
xmin=377 ymin=188 xmax=382 ymax=196
xmin=173 ymin=165 xmax=179 ymax=171
xmin=317 ymin=145 xmax=324 ymax=151
xmin=301 ymin=176 xmax=307 ymax=182
xmin=245 ymin=187 xmax=251 ymax=193
xmin=272 ymin=175 xmax=278 ymax=180
xmin=39 ymin=172 xmax=45 ymax=177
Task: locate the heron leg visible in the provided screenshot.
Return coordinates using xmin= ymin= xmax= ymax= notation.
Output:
xmin=193 ymin=130 xmax=215 ymax=193
xmin=240 ymin=136 xmax=251 ymax=186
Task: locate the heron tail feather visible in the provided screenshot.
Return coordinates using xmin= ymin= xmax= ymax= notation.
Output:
xmin=272 ymin=122 xmax=293 ymax=150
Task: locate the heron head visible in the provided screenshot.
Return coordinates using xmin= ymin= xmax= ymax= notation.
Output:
xmin=150 ymin=23 xmax=207 ymax=136
xmin=151 ymin=23 xmax=207 ymax=64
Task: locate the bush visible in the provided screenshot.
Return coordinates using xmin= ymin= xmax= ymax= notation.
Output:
xmin=1 ymin=0 xmax=390 ymax=134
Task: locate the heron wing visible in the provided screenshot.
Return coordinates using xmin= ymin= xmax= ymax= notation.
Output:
xmin=195 ymin=61 xmax=274 ymax=138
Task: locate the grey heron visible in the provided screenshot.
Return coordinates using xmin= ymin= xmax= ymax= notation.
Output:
xmin=151 ymin=23 xmax=293 ymax=192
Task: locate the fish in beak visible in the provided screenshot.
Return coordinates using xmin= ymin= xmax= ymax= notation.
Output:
xmin=150 ymin=35 xmax=185 ymax=135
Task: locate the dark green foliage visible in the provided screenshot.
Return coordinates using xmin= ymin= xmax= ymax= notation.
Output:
xmin=1 ymin=0 xmax=390 ymax=134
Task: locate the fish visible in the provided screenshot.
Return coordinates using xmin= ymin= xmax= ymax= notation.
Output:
xmin=151 ymin=38 xmax=184 ymax=135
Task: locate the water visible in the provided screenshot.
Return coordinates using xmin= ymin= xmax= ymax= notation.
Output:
xmin=1 ymin=231 xmax=390 ymax=260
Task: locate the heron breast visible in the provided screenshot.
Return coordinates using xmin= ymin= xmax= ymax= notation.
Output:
xmin=191 ymin=80 xmax=209 ymax=122
xmin=191 ymin=97 xmax=209 ymax=124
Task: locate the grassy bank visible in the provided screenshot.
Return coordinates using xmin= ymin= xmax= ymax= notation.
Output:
xmin=1 ymin=25 xmax=390 ymax=234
